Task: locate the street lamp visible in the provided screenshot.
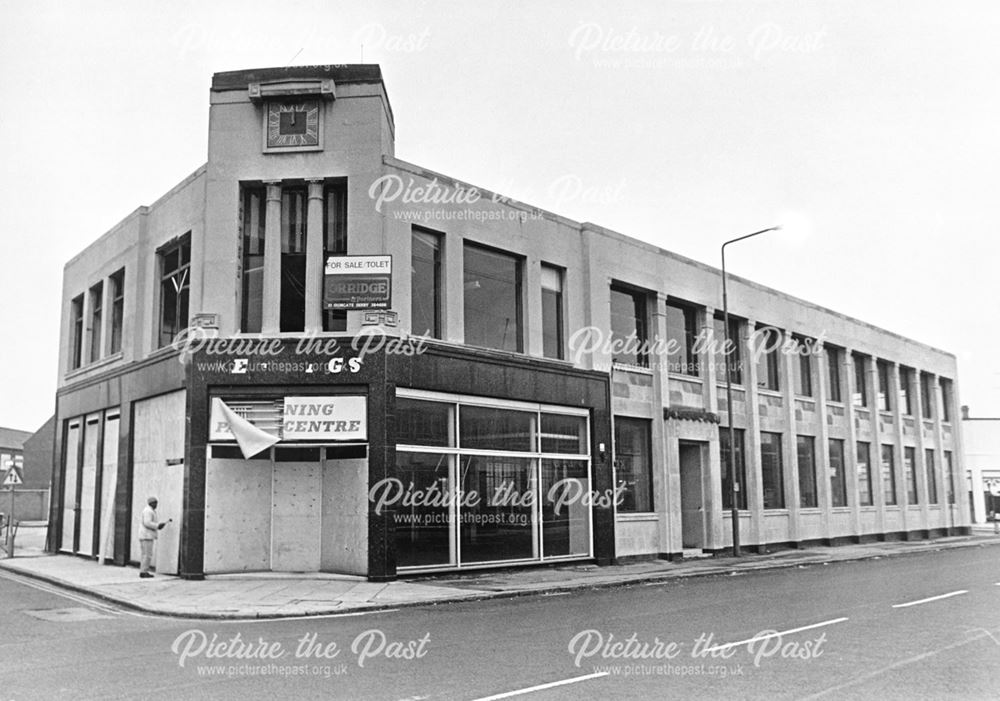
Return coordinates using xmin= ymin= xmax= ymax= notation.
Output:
xmin=721 ymin=226 xmax=780 ymax=557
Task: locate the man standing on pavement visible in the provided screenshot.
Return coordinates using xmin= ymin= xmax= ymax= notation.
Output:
xmin=138 ymin=496 xmax=167 ymax=578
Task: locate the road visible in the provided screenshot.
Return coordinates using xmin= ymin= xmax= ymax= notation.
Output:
xmin=1 ymin=546 xmax=998 ymax=700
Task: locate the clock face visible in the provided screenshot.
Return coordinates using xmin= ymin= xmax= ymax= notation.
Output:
xmin=266 ymin=101 xmax=321 ymax=149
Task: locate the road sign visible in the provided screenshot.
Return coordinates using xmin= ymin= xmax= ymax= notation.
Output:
xmin=2 ymin=467 xmax=22 ymax=486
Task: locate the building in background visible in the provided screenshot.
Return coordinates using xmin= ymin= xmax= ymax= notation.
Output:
xmin=0 ymin=426 xmax=34 ymax=523
xmin=961 ymin=406 xmax=1000 ymax=523
xmin=50 ymin=65 xmax=970 ymax=581
xmin=19 ymin=416 xmax=55 ymax=521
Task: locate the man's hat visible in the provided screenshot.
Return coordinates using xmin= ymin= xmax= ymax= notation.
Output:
xmin=147 ymin=496 xmax=158 ymax=505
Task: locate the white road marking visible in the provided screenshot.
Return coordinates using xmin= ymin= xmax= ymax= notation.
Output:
xmin=891 ymin=590 xmax=967 ymax=608
xmin=801 ymin=629 xmax=996 ymax=699
xmin=702 ymin=617 xmax=849 ymax=654
xmin=470 ymin=672 xmax=609 ymax=700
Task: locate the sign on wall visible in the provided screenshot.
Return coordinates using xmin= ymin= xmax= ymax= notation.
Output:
xmin=324 ymin=255 xmax=392 ymax=310
xmin=283 ymin=396 xmax=367 ymax=441
xmin=210 ymin=396 xmax=367 ymax=444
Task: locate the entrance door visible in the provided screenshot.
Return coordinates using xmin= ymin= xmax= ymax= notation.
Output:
xmin=678 ymin=441 xmax=706 ymax=550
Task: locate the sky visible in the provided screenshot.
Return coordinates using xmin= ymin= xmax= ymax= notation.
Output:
xmin=1 ymin=0 xmax=998 ymax=432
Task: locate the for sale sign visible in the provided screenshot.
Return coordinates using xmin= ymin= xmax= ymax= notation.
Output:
xmin=324 ymin=255 xmax=392 ymax=310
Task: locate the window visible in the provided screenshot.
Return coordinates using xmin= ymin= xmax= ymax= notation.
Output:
xmin=857 ymin=442 xmax=873 ymax=506
xmin=280 ymin=188 xmax=307 ymax=332
xmin=881 ymin=444 xmax=897 ymax=505
xmin=755 ymin=327 xmax=781 ymax=391
xmin=899 ymin=367 xmax=914 ymax=415
xmin=719 ymin=427 xmax=747 ymax=510
xmin=920 ymin=373 xmax=934 ymax=420
xmin=609 ymin=285 xmax=647 ymax=367
xmin=464 ymin=243 xmax=522 ymax=352
xmin=797 ymin=435 xmax=817 ymax=508
xmin=793 ymin=341 xmax=813 ymax=397
xmin=761 ymin=432 xmax=785 ymax=509
xmin=925 ymin=448 xmax=938 ymax=504
xmin=411 ymin=227 xmax=442 ymax=338
xmin=665 ymin=302 xmax=699 ymax=376
xmin=904 ymin=446 xmax=918 ymax=504
xmin=240 ymin=186 xmax=266 ymax=332
xmin=713 ymin=316 xmax=743 ymax=385
xmin=614 ymin=417 xmax=652 ymax=512
xmin=940 ymin=379 xmax=953 ymax=423
xmin=158 ymin=236 xmax=190 ymax=348
xmin=541 ymin=264 xmax=564 ymax=359
xmin=88 ymin=282 xmax=103 ymax=363
xmin=877 ymin=360 xmax=891 ymax=412
xmin=944 ymin=451 xmax=955 ymax=504
xmin=826 ymin=346 xmax=842 ymax=402
xmin=829 ymin=438 xmax=847 ymax=507
xmin=69 ymin=294 xmax=84 ymax=370
xmin=852 ymin=354 xmax=869 ymax=408
xmin=323 ymin=183 xmax=348 ymax=332
xmin=109 ymin=269 xmax=124 ymax=355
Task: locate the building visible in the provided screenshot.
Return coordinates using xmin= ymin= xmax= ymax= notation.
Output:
xmin=18 ymin=416 xmax=55 ymax=521
xmin=961 ymin=407 xmax=1000 ymax=523
xmin=0 ymin=426 xmax=34 ymax=523
xmin=50 ymin=64 xmax=970 ymax=580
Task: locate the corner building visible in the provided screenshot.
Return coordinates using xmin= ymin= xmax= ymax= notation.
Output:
xmin=51 ymin=65 xmax=969 ymax=580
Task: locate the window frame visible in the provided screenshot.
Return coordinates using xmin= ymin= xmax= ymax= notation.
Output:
xmin=540 ymin=263 xmax=565 ymax=360
xmin=881 ymin=444 xmax=898 ymax=506
xmin=463 ymin=241 xmax=524 ymax=353
xmin=87 ymin=281 xmax=103 ymax=363
xmin=853 ymin=354 xmax=869 ymax=408
xmin=69 ymin=294 xmax=84 ymax=370
xmin=857 ymin=441 xmax=873 ymax=506
xmin=797 ymin=435 xmax=818 ymax=508
xmin=829 ymin=438 xmax=848 ymax=507
xmin=755 ymin=327 xmax=781 ymax=392
xmin=157 ymin=234 xmax=192 ymax=348
xmin=108 ymin=268 xmax=125 ymax=355
xmin=613 ymin=416 xmax=653 ymax=513
xmin=665 ymin=300 xmax=700 ymax=377
xmin=826 ymin=345 xmax=843 ymax=402
xmin=411 ymin=225 xmax=443 ymax=340
xmin=713 ymin=315 xmax=743 ymax=385
xmin=719 ymin=427 xmax=748 ymax=511
xmin=760 ymin=431 xmax=785 ymax=510
xmin=609 ymin=284 xmax=649 ymax=368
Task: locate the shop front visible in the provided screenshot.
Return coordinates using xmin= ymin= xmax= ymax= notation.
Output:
xmin=183 ymin=339 xmax=614 ymax=580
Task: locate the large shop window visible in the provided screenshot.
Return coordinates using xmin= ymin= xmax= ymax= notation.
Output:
xmin=411 ymin=227 xmax=442 ymax=339
xmin=158 ymin=235 xmax=191 ymax=348
xmin=719 ymin=427 xmax=747 ymax=510
xmin=665 ymin=302 xmax=700 ymax=376
xmin=760 ymin=431 xmax=785 ymax=509
xmin=394 ymin=396 xmax=591 ymax=570
xmin=881 ymin=444 xmax=898 ymax=506
xmin=797 ymin=435 xmax=817 ymax=508
xmin=944 ymin=451 xmax=955 ymax=504
xmin=463 ymin=243 xmax=523 ymax=352
xmin=614 ymin=417 xmax=652 ymax=512
xmin=609 ymin=286 xmax=648 ymax=367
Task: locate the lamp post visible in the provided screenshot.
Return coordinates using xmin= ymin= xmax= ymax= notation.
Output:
xmin=722 ymin=226 xmax=780 ymax=556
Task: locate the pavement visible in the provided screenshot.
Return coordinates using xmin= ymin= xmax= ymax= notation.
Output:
xmin=2 ymin=521 xmax=1000 ymax=620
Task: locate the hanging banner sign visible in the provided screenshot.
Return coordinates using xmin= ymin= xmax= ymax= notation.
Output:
xmin=282 ymin=396 xmax=367 ymax=441
xmin=324 ymin=255 xmax=392 ymax=310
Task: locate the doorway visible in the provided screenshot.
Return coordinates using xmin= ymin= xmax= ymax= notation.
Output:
xmin=678 ymin=441 xmax=706 ymax=550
